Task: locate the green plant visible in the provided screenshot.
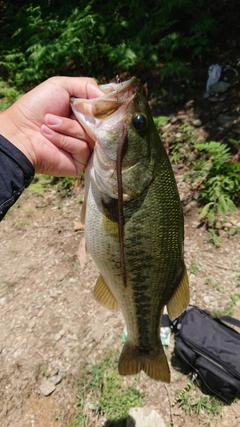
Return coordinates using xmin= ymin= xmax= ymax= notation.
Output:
xmin=194 ymin=142 xmax=240 ymax=226
xmin=153 ymin=116 xmax=170 ymax=130
xmin=72 ymin=354 xmax=144 ymax=426
xmin=170 ymin=124 xmax=197 ymax=163
xmin=0 ymin=79 xmax=23 ymax=111
xmin=44 ymin=175 xmax=77 ymax=196
xmin=177 ymin=388 xmax=223 ymax=416
xmin=207 ymin=228 xmax=221 ymax=247
xmin=41 ymin=368 xmax=49 ymax=378
xmin=213 ymin=294 xmax=240 ymax=317
xmin=188 ymin=263 xmax=200 ymax=275
xmin=0 ymin=1 xmax=217 ymax=90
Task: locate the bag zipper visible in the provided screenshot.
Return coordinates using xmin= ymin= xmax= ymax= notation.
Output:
xmin=174 ymin=344 xmax=231 ymax=404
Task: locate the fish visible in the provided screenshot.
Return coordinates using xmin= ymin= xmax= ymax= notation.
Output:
xmin=70 ymin=77 xmax=189 ymax=382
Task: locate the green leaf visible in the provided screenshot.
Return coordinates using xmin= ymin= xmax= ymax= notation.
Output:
xmin=217 ymin=195 xmax=228 ymax=216
xmin=199 ymin=202 xmax=214 ymax=219
xmin=207 ymin=209 xmax=216 ymax=226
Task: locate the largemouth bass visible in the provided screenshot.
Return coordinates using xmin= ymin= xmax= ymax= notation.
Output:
xmin=71 ymin=77 xmax=189 ymax=382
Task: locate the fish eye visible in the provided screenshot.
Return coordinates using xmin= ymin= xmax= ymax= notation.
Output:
xmin=132 ymin=114 xmax=147 ymax=131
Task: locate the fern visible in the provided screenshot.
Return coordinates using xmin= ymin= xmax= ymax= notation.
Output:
xmin=0 ymin=1 xmax=218 ymax=88
xmin=195 ymin=142 xmax=239 ymax=226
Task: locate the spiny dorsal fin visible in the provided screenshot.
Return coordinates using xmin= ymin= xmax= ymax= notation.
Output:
xmin=94 ymin=275 xmax=119 ymax=311
xmin=167 ymin=266 xmax=190 ymax=321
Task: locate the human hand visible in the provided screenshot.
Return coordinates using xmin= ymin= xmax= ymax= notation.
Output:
xmin=0 ymin=76 xmax=103 ymax=176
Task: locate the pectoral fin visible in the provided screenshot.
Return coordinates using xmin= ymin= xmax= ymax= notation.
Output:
xmin=167 ymin=266 xmax=190 ymax=320
xmin=94 ymin=275 xmax=119 ymax=311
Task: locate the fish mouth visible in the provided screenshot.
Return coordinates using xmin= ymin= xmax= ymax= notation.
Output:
xmin=70 ymin=77 xmax=138 ymax=135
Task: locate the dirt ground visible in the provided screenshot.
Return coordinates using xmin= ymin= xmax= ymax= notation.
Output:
xmin=0 ymin=60 xmax=240 ymax=427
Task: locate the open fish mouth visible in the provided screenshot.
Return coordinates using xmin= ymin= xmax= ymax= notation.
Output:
xmin=70 ymin=77 xmax=137 ymax=133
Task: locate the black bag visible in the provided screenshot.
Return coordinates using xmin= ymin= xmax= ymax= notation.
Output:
xmin=173 ymin=305 xmax=240 ymax=403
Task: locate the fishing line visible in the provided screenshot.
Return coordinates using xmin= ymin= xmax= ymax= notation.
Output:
xmin=116 ymin=124 xmax=128 ymax=287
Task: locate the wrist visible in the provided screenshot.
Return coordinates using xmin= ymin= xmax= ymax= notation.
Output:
xmin=0 ymin=108 xmax=36 ymax=167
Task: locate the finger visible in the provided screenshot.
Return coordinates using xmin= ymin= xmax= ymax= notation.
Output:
xmin=41 ymin=124 xmax=91 ymax=168
xmin=48 ymin=76 xmax=103 ymax=99
xmin=44 ymin=114 xmax=95 ymax=150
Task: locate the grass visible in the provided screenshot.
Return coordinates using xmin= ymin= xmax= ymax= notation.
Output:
xmin=188 ymin=263 xmax=201 ymax=275
xmin=69 ymin=353 xmax=144 ymax=427
xmin=0 ymin=79 xmax=23 ymax=111
xmin=206 ymin=228 xmax=222 ymax=247
xmin=153 ymin=115 xmax=170 ymax=130
xmin=175 ymin=385 xmax=223 ymax=417
xmin=213 ymin=293 xmax=240 ymax=317
xmin=205 ymin=278 xmax=222 ymax=293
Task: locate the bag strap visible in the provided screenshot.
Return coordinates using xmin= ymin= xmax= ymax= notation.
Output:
xmin=219 ymin=315 xmax=240 ymax=328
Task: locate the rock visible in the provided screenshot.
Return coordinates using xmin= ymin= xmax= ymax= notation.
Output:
xmin=127 ymin=407 xmax=166 ymax=427
xmin=39 ymin=379 xmax=56 ymax=396
xmin=91 ymin=325 xmax=105 ymax=343
xmin=49 ymin=373 xmax=62 ymax=385
xmin=218 ymin=113 xmax=235 ymax=123
xmin=208 ymin=95 xmax=226 ymax=103
xmin=223 ymin=222 xmax=233 ymax=229
xmin=182 ymin=200 xmax=198 ymax=214
xmin=203 ymin=295 xmax=211 ymax=306
xmin=29 ymin=318 xmax=36 ymax=329
xmin=171 ymin=116 xmax=178 ymax=124
xmin=54 ymin=329 xmax=65 ymax=341
xmin=74 ymin=221 xmax=84 ymax=231
xmin=175 ymin=132 xmax=182 ymax=138
xmin=209 ymin=81 xmax=230 ymax=94
xmin=192 ymin=119 xmax=202 ymax=127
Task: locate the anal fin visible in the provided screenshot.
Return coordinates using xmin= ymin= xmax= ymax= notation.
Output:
xmin=94 ymin=274 xmax=119 ymax=311
xmin=167 ymin=265 xmax=190 ymax=320
xmin=118 ymin=342 xmax=170 ymax=382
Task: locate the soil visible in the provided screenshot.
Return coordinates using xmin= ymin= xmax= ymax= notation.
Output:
xmin=0 ymin=60 xmax=240 ymax=427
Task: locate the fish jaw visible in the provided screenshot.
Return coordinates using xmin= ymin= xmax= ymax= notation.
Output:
xmin=70 ymin=77 xmax=137 ymax=141
xmin=71 ymin=76 xmax=154 ymax=201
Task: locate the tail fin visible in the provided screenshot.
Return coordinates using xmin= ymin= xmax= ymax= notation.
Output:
xmin=118 ymin=342 xmax=170 ymax=382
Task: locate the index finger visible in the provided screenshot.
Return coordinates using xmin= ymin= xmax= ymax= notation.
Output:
xmin=48 ymin=76 xmax=103 ymax=99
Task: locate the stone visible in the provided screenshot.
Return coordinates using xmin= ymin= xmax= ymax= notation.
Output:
xmin=175 ymin=132 xmax=182 ymax=138
xmin=49 ymin=373 xmax=62 ymax=385
xmin=39 ymin=379 xmax=56 ymax=396
xmin=203 ymin=295 xmax=211 ymax=306
xmin=192 ymin=119 xmax=202 ymax=127
xmin=182 ymin=200 xmax=198 ymax=214
xmin=209 ymin=81 xmax=230 ymax=94
xmin=127 ymin=407 xmax=166 ymax=427
xmin=54 ymin=329 xmax=65 ymax=341
xmin=91 ymin=325 xmax=105 ymax=343
xmin=74 ymin=221 xmax=84 ymax=231
xmin=223 ymin=222 xmax=233 ymax=229
xmin=29 ymin=318 xmax=36 ymax=329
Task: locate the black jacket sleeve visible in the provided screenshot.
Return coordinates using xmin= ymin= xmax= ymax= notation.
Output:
xmin=0 ymin=135 xmax=35 ymax=221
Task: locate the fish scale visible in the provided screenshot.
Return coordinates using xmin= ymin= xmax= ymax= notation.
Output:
xmin=71 ymin=76 xmax=190 ymax=382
